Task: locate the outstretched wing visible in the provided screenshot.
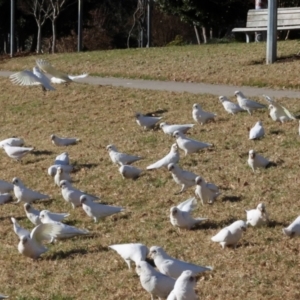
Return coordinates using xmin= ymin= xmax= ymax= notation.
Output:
xmin=10 ymin=70 xmax=41 ymax=86
xmin=263 ymin=95 xmax=295 ymax=120
xmin=177 ymin=197 xmax=197 ymax=212
xmin=11 ymin=217 xmax=30 ymax=238
xmin=68 ymin=73 xmax=89 ymax=80
xmin=36 ymin=59 xmax=71 ymax=82
xmin=31 ymin=223 xmax=65 ymax=244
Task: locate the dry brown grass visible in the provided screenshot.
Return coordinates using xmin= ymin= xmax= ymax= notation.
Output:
xmin=0 ymin=77 xmax=300 ymax=300
xmin=1 ymin=41 xmax=300 ymax=89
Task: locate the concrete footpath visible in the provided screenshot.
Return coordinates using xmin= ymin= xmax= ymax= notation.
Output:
xmin=0 ymin=70 xmax=299 ymax=98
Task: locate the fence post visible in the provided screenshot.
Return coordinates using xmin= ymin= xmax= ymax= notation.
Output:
xmin=266 ymin=0 xmax=277 ymax=64
xmin=10 ymin=0 xmax=15 ymax=57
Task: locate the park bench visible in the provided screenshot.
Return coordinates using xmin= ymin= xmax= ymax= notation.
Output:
xmin=232 ymin=7 xmax=300 ymax=43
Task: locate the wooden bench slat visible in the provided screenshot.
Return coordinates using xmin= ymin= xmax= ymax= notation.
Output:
xmin=232 ymin=25 xmax=300 ymax=32
xmin=247 ymin=20 xmax=300 ymax=27
xmin=232 ymin=7 xmax=300 ymax=42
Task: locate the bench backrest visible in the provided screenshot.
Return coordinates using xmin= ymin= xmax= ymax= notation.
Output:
xmin=246 ymin=7 xmax=300 ymax=28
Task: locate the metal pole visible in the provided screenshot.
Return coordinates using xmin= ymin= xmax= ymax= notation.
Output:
xmin=10 ymin=0 xmax=15 ymax=58
xmin=146 ymin=0 xmax=152 ymax=47
xmin=78 ymin=0 xmax=83 ymax=52
xmin=266 ymin=0 xmax=277 ymax=64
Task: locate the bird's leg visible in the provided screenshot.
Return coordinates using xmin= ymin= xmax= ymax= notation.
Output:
xmin=175 ymin=185 xmax=185 ymax=195
xmin=125 ymin=259 xmax=131 ymax=270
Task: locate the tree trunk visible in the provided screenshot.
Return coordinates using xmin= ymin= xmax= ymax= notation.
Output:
xmin=51 ymin=18 xmax=57 ymax=53
xmin=193 ymin=24 xmax=201 ymax=45
xmin=202 ymin=26 xmax=207 ymax=44
xmin=37 ymin=23 xmax=42 ymax=53
xmin=30 ymin=33 xmax=37 ymax=52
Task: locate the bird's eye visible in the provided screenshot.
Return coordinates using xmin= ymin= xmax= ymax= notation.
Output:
xmin=152 ymin=250 xmax=157 ymax=254
xmin=41 ymin=214 xmax=44 ymax=218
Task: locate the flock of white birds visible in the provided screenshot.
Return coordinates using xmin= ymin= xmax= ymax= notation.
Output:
xmin=1 ymin=60 xmax=300 ymax=299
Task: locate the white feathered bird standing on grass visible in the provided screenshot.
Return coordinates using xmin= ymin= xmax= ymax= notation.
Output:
xmin=167 ymin=270 xmax=198 ymax=300
xmin=59 ymin=180 xmax=98 ymax=209
xmin=192 ymin=103 xmax=216 ymax=125
xmin=12 ymin=177 xmax=50 ymax=204
xmin=80 ymin=195 xmax=125 ymax=223
xmin=263 ymin=95 xmax=296 ymax=123
xmin=108 ymin=243 xmax=149 ymax=270
xmin=51 ymin=134 xmax=80 ymax=147
xmin=36 ymin=59 xmax=88 ymax=84
xmin=2 ymin=144 xmax=34 ymax=161
xmin=170 ymin=197 xmax=207 ymax=230
xmin=167 ymin=163 xmax=198 ymax=194
xmin=135 ymin=113 xmax=162 ymax=130
xmin=149 ymin=246 xmax=213 ymax=279
xmin=173 ymin=131 xmax=212 ymax=156
xmin=106 ymin=144 xmax=143 ymax=166
xmin=235 ymin=91 xmax=266 ymax=115
xmin=54 ymin=166 xmax=72 ymax=186
xmin=249 ymin=121 xmax=265 ymax=140
xmin=195 ymin=176 xmax=220 ymax=205
xmin=147 ymin=143 xmax=179 ymax=170
xmin=11 ymin=217 xmax=66 ymax=259
xmin=245 ymin=203 xmax=269 ymax=227
xmin=119 ymin=164 xmax=142 ymax=180
xmin=219 ymin=96 xmax=243 ymax=115
xmin=136 ymin=261 xmax=175 ymax=300
xmin=247 ymin=149 xmax=270 ymax=172
xmin=211 ymin=220 xmax=247 ymax=249
xmin=160 ymin=122 xmax=194 ymax=136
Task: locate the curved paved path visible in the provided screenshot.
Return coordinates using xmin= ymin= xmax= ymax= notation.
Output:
xmin=0 ymin=71 xmax=299 ymax=98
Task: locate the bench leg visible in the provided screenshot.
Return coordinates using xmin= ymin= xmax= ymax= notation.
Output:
xmin=246 ymin=33 xmax=251 ymax=43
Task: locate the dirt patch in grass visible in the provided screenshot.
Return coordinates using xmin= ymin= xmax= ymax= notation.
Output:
xmin=0 ymin=78 xmax=300 ymax=299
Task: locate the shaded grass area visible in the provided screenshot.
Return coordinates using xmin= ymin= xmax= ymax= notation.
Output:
xmin=1 ymin=41 xmax=300 ymax=89
xmin=0 ymin=78 xmax=300 ymax=299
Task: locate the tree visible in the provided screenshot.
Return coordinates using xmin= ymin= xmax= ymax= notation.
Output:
xmin=18 ymin=0 xmax=52 ymax=53
xmin=155 ymin=0 xmax=253 ymax=40
xmin=47 ymin=0 xmax=75 ymax=53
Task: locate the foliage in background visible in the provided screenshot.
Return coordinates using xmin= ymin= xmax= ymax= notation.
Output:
xmin=1 ymin=0 xmax=300 ymax=53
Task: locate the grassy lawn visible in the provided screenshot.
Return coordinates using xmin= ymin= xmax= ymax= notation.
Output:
xmin=0 ymin=76 xmax=300 ymax=299
xmin=1 ymin=41 xmax=300 ymax=89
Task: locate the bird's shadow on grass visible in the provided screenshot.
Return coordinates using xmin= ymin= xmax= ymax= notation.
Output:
xmin=72 ymin=163 xmax=99 ymax=173
xmin=23 ymin=158 xmax=47 ymax=164
xmin=47 ymin=244 xmax=107 ymax=260
xmin=221 ymin=195 xmax=242 ymax=203
xmin=267 ymin=219 xmax=289 ymax=228
xmin=199 ymin=217 xmax=238 ymax=230
xmin=111 ymin=213 xmax=129 ymax=222
xmin=32 ymin=150 xmax=54 ymax=156
xmin=266 ymin=161 xmax=278 ymax=169
xmin=193 ymin=221 xmax=220 ymax=230
xmin=269 ymin=129 xmax=285 ymax=135
xmin=237 ymin=241 xmax=258 ymax=248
